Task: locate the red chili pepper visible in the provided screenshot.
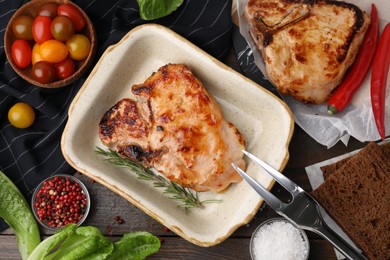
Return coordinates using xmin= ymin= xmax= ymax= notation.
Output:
xmin=327 ymin=4 xmax=379 ymax=114
xmin=371 ymin=23 xmax=390 ymax=140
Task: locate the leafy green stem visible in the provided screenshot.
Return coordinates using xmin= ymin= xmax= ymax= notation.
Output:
xmin=95 ymin=147 xmax=220 ymax=213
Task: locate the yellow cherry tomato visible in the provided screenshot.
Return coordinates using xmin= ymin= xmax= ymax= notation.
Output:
xmin=31 ymin=43 xmax=44 ymax=65
xmin=8 ymin=102 xmax=35 ymax=129
xmin=66 ymin=34 xmax=90 ymax=60
xmin=40 ymin=39 xmax=68 ymax=63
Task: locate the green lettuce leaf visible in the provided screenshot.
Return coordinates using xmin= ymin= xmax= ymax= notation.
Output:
xmin=137 ymin=0 xmax=184 ymax=20
xmin=0 ymin=171 xmax=41 ymax=259
xmin=45 ymin=226 xmax=113 ymax=260
xmin=25 ymin=217 xmax=159 ymax=260
xmin=106 ymin=231 xmax=160 ymax=260
xmin=27 ymin=224 xmax=76 ymax=260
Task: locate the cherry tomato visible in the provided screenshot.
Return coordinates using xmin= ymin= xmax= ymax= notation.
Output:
xmin=57 ymin=4 xmax=86 ymax=31
xmin=66 ymin=34 xmax=90 ymax=60
xmin=8 ymin=102 xmax=35 ymax=129
xmin=12 ymin=15 xmax=34 ymax=40
xmin=11 ymin=39 xmax=31 ymax=69
xmin=32 ymin=16 xmax=53 ymax=44
xmin=31 ymin=44 xmax=44 ymax=65
xmin=40 ymin=39 xmax=68 ymax=63
xmin=37 ymin=3 xmax=59 ymax=19
xmin=51 ymin=16 xmax=75 ymax=41
xmin=54 ymin=56 xmax=75 ymax=79
xmin=32 ymin=61 xmax=57 ymax=84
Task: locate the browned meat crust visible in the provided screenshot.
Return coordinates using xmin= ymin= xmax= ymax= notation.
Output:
xmin=99 ymin=64 xmax=246 ymax=192
xmin=246 ymin=0 xmax=370 ymax=104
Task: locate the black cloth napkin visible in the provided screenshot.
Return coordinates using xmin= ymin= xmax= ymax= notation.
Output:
xmin=0 ymin=0 xmax=233 ymax=232
xmin=231 ymin=26 xmax=280 ymax=98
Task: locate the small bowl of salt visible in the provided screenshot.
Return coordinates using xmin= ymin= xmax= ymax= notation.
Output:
xmin=250 ymin=217 xmax=310 ymax=260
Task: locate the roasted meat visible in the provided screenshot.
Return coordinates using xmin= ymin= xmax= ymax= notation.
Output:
xmin=99 ymin=64 xmax=246 ymax=192
xmin=245 ymin=0 xmax=370 ymax=104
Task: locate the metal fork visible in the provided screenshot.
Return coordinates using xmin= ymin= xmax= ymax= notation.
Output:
xmin=231 ymin=150 xmax=368 ymax=260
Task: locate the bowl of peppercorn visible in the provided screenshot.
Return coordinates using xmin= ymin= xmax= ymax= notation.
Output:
xmin=31 ymin=174 xmax=90 ymax=230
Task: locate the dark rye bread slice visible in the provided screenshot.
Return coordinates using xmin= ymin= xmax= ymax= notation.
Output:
xmin=310 ymin=142 xmax=390 ymax=259
xmin=321 ymin=142 xmax=390 ymax=179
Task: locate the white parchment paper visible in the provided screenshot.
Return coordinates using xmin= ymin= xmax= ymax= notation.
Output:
xmin=237 ymin=0 xmax=390 ymax=148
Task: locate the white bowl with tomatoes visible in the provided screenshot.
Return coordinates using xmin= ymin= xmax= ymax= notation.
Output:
xmin=4 ymin=0 xmax=96 ymax=88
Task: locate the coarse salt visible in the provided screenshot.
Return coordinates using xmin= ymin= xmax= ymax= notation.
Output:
xmin=251 ymin=220 xmax=309 ymax=260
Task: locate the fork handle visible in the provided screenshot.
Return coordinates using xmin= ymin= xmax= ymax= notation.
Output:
xmin=315 ymin=224 xmax=368 ymax=260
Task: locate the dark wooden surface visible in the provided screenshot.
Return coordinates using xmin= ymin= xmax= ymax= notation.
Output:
xmin=0 ymin=48 xmax=368 ymax=260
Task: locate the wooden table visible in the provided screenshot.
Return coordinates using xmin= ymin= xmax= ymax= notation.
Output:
xmin=0 ymin=48 xmax=367 ymax=260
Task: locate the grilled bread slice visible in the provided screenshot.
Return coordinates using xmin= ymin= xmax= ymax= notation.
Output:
xmin=245 ymin=0 xmax=370 ymax=104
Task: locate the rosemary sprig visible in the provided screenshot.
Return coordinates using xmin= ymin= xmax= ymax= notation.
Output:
xmin=95 ymin=147 xmax=221 ymax=213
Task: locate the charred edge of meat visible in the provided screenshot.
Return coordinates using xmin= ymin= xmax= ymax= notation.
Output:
xmin=263 ymin=32 xmax=273 ymax=47
xmin=254 ymin=0 xmax=365 ymax=51
xmin=119 ymin=145 xmax=164 ymax=165
xmin=228 ymin=122 xmax=246 ymax=147
xmin=253 ymin=10 xmax=311 ymax=47
xmin=327 ymin=0 xmax=365 ymax=30
xmin=160 ymin=64 xmax=169 ymax=77
xmin=282 ymin=0 xmax=315 ymax=3
xmin=132 ymin=85 xmax=152 ymax=95
xmin=99 ymin=102 xmax=123 ymax=138
xmin=327 ymin=0 xmax=365 ymax=63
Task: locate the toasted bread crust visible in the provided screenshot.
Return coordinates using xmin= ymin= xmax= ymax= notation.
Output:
xmin=311 ymin=142 xmax=390 ymax=259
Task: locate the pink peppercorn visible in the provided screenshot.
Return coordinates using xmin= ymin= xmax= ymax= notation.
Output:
xmin=33 ymin=175 xmax=88 ymax=228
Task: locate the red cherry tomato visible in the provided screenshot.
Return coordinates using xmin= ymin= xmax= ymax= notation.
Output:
xmin=37 ymin=3 xmax=59 ymax=19
xmin=32 ymin=16 xmax=53 ymax=44
xmin=57 ymin=4 xmax=86 ymax=31
xmin=11 ymin=39 xmax=31 ymax=69
xmin=54 ymin=56 xmax=75 ymax=79
xmin=32 ymin=61 xmax=57 ymax=84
